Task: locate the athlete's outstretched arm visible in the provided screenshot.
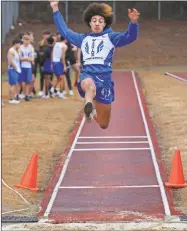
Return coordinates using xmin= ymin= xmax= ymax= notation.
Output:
xmin=50 ymin=0 xmax=84 ymax=48
xmin=109 ymin=8 xmax=140 ymax=48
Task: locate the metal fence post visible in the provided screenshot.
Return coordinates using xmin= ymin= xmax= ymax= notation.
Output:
xmin=113 ymin=1 xmax=116 ymax=23
xmin=65 ymin=0 xmax=68 ymax=23
xmin=158 ymin=1 xmax=161 ymax=20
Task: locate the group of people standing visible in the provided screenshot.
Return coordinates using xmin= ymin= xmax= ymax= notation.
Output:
xmin=7 ymin=30 xmax=82 ymax=104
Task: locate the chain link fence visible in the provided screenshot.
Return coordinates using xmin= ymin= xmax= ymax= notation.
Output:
xmin=2 ymin=1 xmax=187 ymax=43
xmin=18 ymin=1 xmax=187 ymax=23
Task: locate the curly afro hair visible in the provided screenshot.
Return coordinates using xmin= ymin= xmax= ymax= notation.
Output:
xmin=83 ymin=3 xmax=113 ymax=28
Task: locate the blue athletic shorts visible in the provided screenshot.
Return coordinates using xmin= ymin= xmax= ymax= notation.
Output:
xmin=21 ymin=68 xmax=32 ymax=83
xmin=8 ymin=69 xmax=19 ymax=85
xmin=18 ymin=72 xmax=23 ymax=83
xmin=77 ymin=72 xmax=114 ymax=104
xmin=53 ymin=62 xmax=64 ymax=76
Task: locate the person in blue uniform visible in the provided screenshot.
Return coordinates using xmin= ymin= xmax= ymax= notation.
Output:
xmin=40 ymin=36 xmax=54 ymax=98
xmin=50 ymin=0 xmax=139 ymax=129
xmin=7 ymin=39 xmax=22 ymax=104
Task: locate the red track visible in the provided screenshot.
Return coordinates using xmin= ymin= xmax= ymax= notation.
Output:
xmin=165 ymin=72 xmax=187 ymax=83
xmin=39 ymin=71 xmax=178 ymax=223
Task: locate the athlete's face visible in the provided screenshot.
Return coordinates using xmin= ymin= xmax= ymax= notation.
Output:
xmin=56 ymin=34 xmax=61 ymax=41
xmin=23 ymin=38 xmax=30 ymax=46
xmin=42 ymin=33 xmax=50 ymax=39
xmin=90 ymin=15 xmax=106 ymax=33
xmin=15 ymin=43 xmax=21 ymax=50
xmin=52 ymin=35 xmax=57 ymax=42
xmin=30 ymin=35 xmax=34 ymax=44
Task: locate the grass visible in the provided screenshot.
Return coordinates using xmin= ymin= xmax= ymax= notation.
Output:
xmin=2 ymin=73 xmax=7 ymax=81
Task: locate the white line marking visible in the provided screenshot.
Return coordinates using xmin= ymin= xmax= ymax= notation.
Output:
xmin=165 ymin=72 xmax=187 ymax=83
xmin=74 ymin=148 xmax=150 ymax=151
xmin=132 ymin=70 xmax=171 ymax=216
xmin=2 ymin=179 xmax=30 ymax=206
xmin=78 ymin=136 xmax=147 ymax=139
xmin=1 ymin=208 xmax=30 ymax=215
xmin=59 ymin=185 xmax=159 ymax=189
xmin=44 ymin=116 xmax=86 ymax=217
xmin=77 ymin=141 xmax=149 ymax=144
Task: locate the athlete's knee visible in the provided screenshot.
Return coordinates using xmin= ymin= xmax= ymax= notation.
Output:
xmin=88 ymin=84 xmax=96 ymax=92
xmin=82 ymin=79 xmax=96 ymax=92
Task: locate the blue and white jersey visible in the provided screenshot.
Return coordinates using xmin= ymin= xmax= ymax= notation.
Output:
xmin=81 ymin=34 xmax=114 ymax=66
xmin=7 ymin=47 xmax=21 ymax=73
xmin=20 ymin=44 xmax=33 ymax=68
xmin=52 ymin=42 xmax=66 ymax=62
xmin=53 ymin=10 xmax=139 ymax=73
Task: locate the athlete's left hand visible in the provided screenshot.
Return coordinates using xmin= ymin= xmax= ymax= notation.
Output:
xmin=128 ymin=8 xmax=140 ymax=23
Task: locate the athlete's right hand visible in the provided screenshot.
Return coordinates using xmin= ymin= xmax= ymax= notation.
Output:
xmin=49 ymin=0 xmax=59 ymax=11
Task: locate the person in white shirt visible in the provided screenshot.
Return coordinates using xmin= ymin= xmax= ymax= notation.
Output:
xmin=28 ymin=31 xmax=38 ymax=97
xmin=50 ymin=35 xmax=67 ymax=99
xmin=19 ymin=35 xmax=34 ymax=101
xmin=7 ymin=39 xmax=22 ymax=104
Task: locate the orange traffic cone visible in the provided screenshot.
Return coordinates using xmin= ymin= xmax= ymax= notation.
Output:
xmin=165 ymin=149 xmax=187 ymax=188
xmin=15 ymin=153 xmax=39 ymax=191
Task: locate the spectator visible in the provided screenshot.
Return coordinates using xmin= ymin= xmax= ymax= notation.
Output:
xmin=38 ymin=30 xmax=51 ymax=97
xmin=40 ymin=36 xmax=54 ymax=98
xmin=51 ymin=35 xmax=68 ymax=99
xmin=19 ymin=34 xmax=34 ymax=101
xmin=7 ymin=39 xmax=22 ymax=104
xmin=56 ymin=32 xmax=80 ymax=88
xmin=28 ymin=31 xmax=39 ymax=97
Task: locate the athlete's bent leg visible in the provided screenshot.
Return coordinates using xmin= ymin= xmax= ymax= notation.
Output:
xmin=72 ymin=63 xmax=80 ymax=86
xmin=40 ymin=67 xmax=44 ymax=91
xmin=81 ymin=78 xmax=96 ymax=104
xmin=95 ymin=101 xmax=111 ymax=129
xmin=65 ymin=67 xmax=72 ymax=90
xmin=81 ymin=78 xmax=96 ymax=121
xmin=44 ymin=75 xmax=51 ymax=96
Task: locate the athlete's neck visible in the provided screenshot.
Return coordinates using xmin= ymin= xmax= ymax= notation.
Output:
xmin=12 ymin=46 xmax=17 ymax=51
